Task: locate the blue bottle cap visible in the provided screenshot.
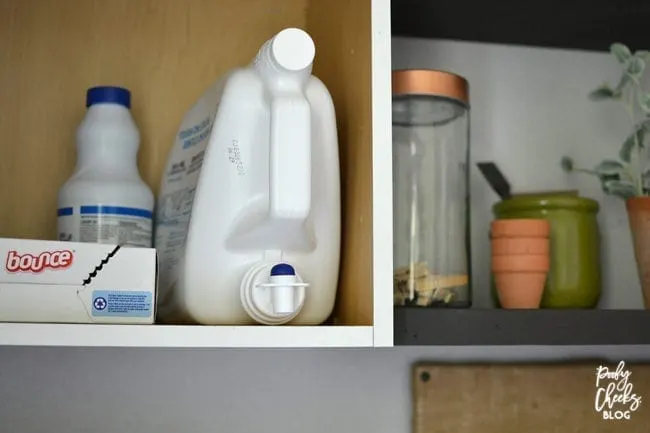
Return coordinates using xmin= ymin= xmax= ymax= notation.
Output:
xmin=86 ymin=86 xmax=131 ymax=109
xmin=270 ymin=263 xmax=296 ymax=276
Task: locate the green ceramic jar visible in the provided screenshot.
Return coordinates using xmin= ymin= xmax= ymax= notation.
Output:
xmin=491 ymin=192 xmax=601 ymax=308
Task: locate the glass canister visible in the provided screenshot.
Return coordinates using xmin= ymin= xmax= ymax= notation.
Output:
xmin=392 ymin=69 xmax=471 ymax=308
xmin=492 ymin=192 xmax=601 ymax=308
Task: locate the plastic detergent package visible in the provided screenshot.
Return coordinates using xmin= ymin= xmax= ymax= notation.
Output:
xmin=155 ymin=28 xmax=342 ymax=326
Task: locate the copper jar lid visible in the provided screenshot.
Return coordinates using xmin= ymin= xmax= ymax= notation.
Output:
xmin=392 ymin=69 xmax=469 ymax=105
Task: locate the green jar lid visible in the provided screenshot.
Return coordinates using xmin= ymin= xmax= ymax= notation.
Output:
xmin=493 ymin=192 xmax=600 ymax=214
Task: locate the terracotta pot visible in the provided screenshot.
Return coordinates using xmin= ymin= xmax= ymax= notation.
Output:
xmin=491 ymin=253 xmax=550 ymax=273
xmin=490 ymin=219 xmax=550 ymax=309
xmin=491 ymin=237 xmax=550 ymax=256
xmin=626 ymin=197 xmax=650 ymax=308
xmin=494 ymin=272 xmax=548 ymax=308
xmin=490 ymin=218 xmax=550 ymax=238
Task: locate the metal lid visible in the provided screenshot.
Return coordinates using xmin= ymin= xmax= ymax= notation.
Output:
xmin=392 ymin=69 xmax=469 ymax=105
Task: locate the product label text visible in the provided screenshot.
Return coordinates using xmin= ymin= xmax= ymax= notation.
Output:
xmin=5 ymin=249 xmax=74 ymax=273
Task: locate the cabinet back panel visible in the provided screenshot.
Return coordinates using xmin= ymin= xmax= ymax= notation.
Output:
xmin=307 ymin=0 xmax=373 ymax=325
xmin=0 ymin=0 xmax=307 ymax=239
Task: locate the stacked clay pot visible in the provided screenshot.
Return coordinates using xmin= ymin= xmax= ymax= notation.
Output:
xmin=626 ymin=197 xmax=650 ymax=308
xmin=490 ymin=219 xmax=551 ymax=308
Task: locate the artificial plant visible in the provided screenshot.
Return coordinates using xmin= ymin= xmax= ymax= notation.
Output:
xmin=561 ymin=43 xmax=650 ymax=199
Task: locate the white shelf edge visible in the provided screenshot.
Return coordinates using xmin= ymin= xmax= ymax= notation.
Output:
xmin=0 ymin=324 xmax=374 ymax=348
xmin=371 ymin=0 xmax=393 ymax=348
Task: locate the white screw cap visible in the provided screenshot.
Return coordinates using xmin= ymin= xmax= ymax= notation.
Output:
xmin=240 ymin=262 xmax=308 ymax=325
xmin=270 ymin=28 xmax=315 ymax=72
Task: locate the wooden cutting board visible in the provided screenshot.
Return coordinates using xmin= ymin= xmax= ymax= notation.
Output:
xmin=413 ymin=362 xmax=650 ymax=433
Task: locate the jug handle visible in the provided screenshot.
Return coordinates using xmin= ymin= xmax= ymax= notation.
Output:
xmin=269 ymin=94 xmax=311 ymax=220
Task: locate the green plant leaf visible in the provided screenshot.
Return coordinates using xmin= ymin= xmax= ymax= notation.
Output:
xmin=602 ymin=179 xmax=637 ymax=199
xmin=627 ymin=57 xmax=646 ymax=78
xmin=560 ymin=156 xmax=574 ymax=172
xmin=620 ymin=127 xmax=646 ymax=162
xmin=611 ymin=43 xmax=632 ymax=63
xmin=620 ymin=135 xmax=636 ymax=162
xmin=589 ymin=84 xmax=616 ymax=101
xmin=638 ymin=92 xmax=650 ymax=114
xmin=594 ymin=159 xmax=626 ymax=176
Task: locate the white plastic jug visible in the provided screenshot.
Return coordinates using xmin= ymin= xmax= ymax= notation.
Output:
xmin=155 ymin=28 xmax=341 ymax=325
xmin=58 ymin=86 xmax=154 ymax=247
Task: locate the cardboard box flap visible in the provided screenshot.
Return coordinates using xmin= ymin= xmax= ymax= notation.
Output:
xmin=82 ymin=246 xmax=155 ymax=288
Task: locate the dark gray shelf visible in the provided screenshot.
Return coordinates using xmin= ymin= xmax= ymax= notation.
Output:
xmin=392 ymin=0 xmax=650 ymax=52
xmin=395 ymin=307 xmax=650 ymax=345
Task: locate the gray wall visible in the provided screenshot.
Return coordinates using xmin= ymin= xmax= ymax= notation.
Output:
xmin=2 ymin=38 xmax=650 ymax=433
xmin=1 ymin=346 xmax=649 ymax=433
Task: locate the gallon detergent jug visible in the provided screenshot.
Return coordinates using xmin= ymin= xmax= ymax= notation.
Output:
xmin=155 ymin=28 xmax=341 ymax=325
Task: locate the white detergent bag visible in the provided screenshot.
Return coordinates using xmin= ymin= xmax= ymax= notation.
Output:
xmin=155 ymin=28 xmax=341 ymax=325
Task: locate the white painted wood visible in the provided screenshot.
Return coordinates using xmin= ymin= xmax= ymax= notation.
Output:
xmin=371 ymin=0 xmax=394 ymax=347
xmin=0 ymin=324 xmax=373 ymax=347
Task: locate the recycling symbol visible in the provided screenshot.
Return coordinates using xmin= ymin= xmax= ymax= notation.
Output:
xmin=94 ymin=297 xmax=107 ymax=311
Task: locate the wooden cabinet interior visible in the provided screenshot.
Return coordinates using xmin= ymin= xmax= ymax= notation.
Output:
xmin=0 ymin=0 xmax=372 ymax=326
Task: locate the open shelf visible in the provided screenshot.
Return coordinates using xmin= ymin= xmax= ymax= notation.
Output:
xmin=394 ymin=307 xmax=650 ymax=346
xmin=392 ymin=0 xmax=650 ymax=52
xmin=0 ymin=0 xmax=393 ymax=347
xmin=0 ymin=323 xmax=373 ymax=347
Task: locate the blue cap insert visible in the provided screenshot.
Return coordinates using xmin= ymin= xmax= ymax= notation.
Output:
xmin=86 ymin=86 xmax=131 ymax=109
xmin=271 ymin=263 xmax=296 ymax=276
